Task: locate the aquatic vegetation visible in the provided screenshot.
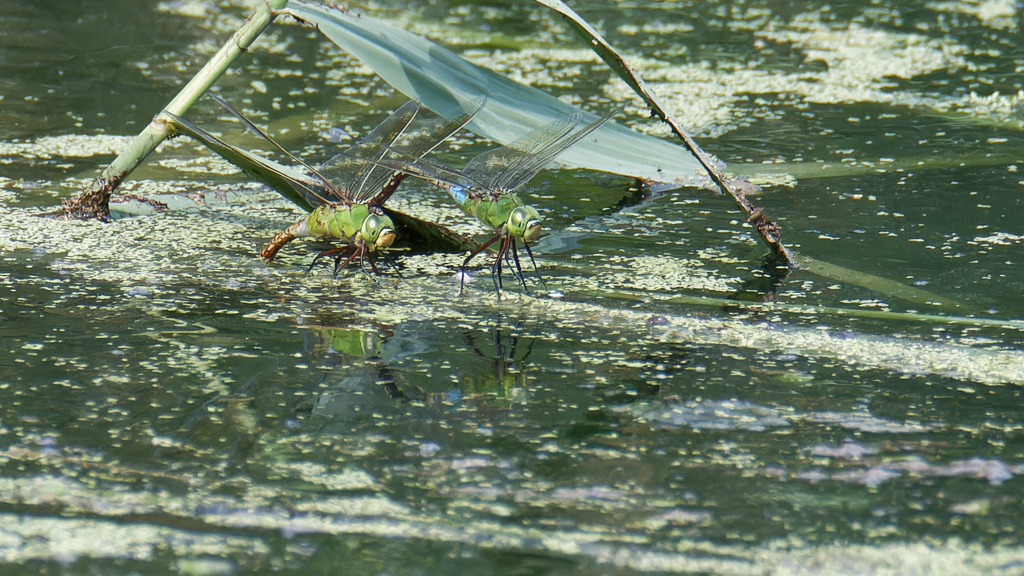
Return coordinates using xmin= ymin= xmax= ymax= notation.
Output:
xmin=5 ymin=0 xmax=1024 ymax=572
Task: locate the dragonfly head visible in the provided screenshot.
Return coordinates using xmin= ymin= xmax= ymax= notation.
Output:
xmin=507 ymin=206 xmax=542 ymax=243
xmin=362 ymin=213 xmax=396 ymax=250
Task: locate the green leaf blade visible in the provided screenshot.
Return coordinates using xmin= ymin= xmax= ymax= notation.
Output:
xmin=286 ymin=1 xmax=707 ymax=186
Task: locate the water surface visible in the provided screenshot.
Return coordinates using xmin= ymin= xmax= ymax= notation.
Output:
xmin=2 ymin=0 xmax=1023 ymax=574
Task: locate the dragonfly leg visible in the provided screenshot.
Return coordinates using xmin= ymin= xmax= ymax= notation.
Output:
xmin=490 ymin=234 xmax=515 ymax=294
xmin=358 ymin=254 xmax=384 ymax=285
xmin=507 ymin=239 xmax=531 ymax=294
xmin=520 ymin=241 xmax=547 ymax=289
xmin=309 ymin=247 xmax=348 ymax=273
xmin=380 ymin=252 xmax=404 ymax=280
xmin=490 ymin=257 xmax=503 ymax=293
xmin=362 ymin=247 xmax=383 ymax=277
xmin=331 ymin=248 xmax=361 ymax=276
xmin=502 ymin=241 xmax=521 ymax=289
xmin=307 ymin=242 xmax=396 ymax=282
xmin=460 ymin=234 xmax=501 ymax=294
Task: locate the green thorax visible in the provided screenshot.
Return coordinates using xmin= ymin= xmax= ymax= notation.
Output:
xmin=470 ymin=194 xmax=519 ymax=231
xmin=303 ymin=203 xmax=396 ymax=251
xmin=306 ymin=203 xmax=368 ymax=242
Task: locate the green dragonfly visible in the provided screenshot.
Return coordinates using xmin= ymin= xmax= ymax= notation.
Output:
xmin=164 ymin=95 xmax=478 ymax=275
xmin=375 ymin=108 xmax=620 ymax=292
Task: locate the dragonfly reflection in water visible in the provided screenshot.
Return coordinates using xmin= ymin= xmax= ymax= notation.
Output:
xmin=399 ymin=324 xmax=536 ymax=411
xmin=458 ymin=322 xmax=535 ymax=410
xmin=377 ymin=108 xmax=621 ymax=293
xmin=166 ymin=96 xmax=478 ymax=276
xmin=303 ymin=318 xmax=535 ymax=412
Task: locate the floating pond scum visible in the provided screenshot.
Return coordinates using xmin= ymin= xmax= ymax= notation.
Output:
xmin=3 ymin=0 xmax=1024 ymax=574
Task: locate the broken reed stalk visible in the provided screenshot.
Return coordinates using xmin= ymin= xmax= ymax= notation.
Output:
xmin=533 ymin=0 xmax=796 ymax=270
xmin=56 ymin=0 xmax=291 ymax=221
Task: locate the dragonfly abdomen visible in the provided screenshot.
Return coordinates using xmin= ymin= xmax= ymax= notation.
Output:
xmin=261 ymin=224 xmax=302 ymax=261
xmin=260 ymin=206 xmax=340 ymax=262
xmin=445 ymin=184 xmax=473 ymax=211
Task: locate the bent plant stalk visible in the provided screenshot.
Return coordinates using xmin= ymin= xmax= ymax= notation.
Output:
xmin=533 ymin=0 xmax=796 ymax=272
xmin=56 ymin=0 xmax=291 ymax=221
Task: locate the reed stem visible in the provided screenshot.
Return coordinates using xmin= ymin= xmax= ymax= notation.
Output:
xmin=56 ymin=0 xmax=291 ymax=221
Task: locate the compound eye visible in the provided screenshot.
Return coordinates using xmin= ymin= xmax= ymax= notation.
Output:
xmin=512 ymin=209 xmax=526 ymax=225
xmin=363 ymin=214 xmax=393 ymax=246
xmin=509 ymin=207 xmax=542 ymax=242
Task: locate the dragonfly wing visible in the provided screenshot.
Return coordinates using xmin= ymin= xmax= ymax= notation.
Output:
xmin=467 ymin=108 xmax=620 ymax=193
xmin=317 ymin=153 xmax=383 ymax=202
xmin=389 ymin=99 xmax=483 ymax=159
xmin=372 ymin=153 xmax=493 ymax=199
xmin=208 ymin=94 xmax=348 ymax=206
xmin=317 ymin=100 xmax=422 ymax=204
xmin=321 ymin=99 xmax=483 ymax=206
xmin=462 ymin=114 xmax=578 ymax=192
xmin=363 ymin=100 xmax=482 ymax=206
xmin=165 ymin=111 xmax=331 ymax=212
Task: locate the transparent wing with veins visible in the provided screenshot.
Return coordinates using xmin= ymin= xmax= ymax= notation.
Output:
xmin=316 ymin=100 xmax=420 ymax=205
xmin=164 ymin=107 xmax=335 ymax=212
xmin=208 ymin=93 xmax=343 ymax=209
xmin=462 ymin=108 xmax=620 ymax=194
xmin=318 ymin=99 xmax=483 ymax=206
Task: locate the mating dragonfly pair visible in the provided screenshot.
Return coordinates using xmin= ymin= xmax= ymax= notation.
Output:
xmin=165 ymin=95 xmax=614 ymax=293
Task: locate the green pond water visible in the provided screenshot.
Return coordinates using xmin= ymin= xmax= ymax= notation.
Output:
xmin=2 ymin=0 xmax=1024 ymax=574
